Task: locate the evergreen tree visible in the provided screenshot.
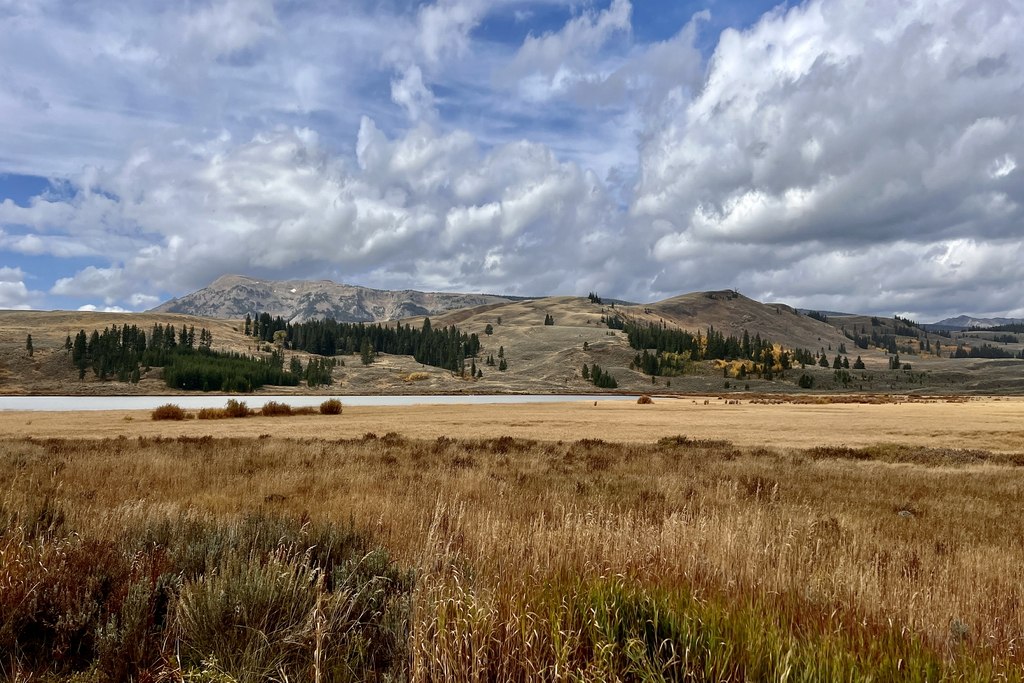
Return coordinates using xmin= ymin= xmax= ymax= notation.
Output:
xmin=25 ymin=334 xmax=33 ymax=357
xmin=498 ymin=346 xmax=504 ymax=359
xmin=360 ymin=339 xmax=374 ymax=365
xmin=582 ymin=363 xmax=590 ymax=380
xmin=853 ymin=356 xmax=865 ymax=369
xmin=498 ymin=358 xmax=508 ymax=371
xmin=484 ymin=323 xmax=493 ymax=335
xmin=818 ymin=355 xmax=829 ymax=368
xmin=244 ymin=314 xmax=252 ymax=336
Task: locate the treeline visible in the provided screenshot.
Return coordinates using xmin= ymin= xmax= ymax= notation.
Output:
xmin=952 ymin=344 xmax=1024 ymax=360
xmin=163 ymin=352 xmax=299 ymax=392
xmin=622 ymin=320 xmax=770 ymax=362
xmin=68 ymin=323 xmax=213 ymax=382
xmin=581 ymin=363 xmax=617 ymax=388
xmin=618 ymin=319 xmax=800 ymax=378
xmin=68 ymin=323 xmax=306 ymax=392
xmin=248 ymin=313 xmax=481 ymax=375
xmin=844 ymin=326 xmax=921 ymax=352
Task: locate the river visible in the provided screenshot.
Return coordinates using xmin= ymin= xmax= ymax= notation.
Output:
xmin=0 ymin=394 xmax=637 ymax=411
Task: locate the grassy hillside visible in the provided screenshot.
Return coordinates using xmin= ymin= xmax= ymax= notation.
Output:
xmin=3 ymin=291 xmax=1024 ymax=395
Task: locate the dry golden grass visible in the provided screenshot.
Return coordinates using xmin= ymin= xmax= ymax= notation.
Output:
xmin=2 ymin=433 xmax=1022 ymax=680
xmin=1 ymin=396 xmax=1022 ymax=451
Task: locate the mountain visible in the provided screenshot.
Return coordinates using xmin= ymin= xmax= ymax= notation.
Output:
xmin=928 ymin=315 xmax=1024 ymax=331
xmin=150 ymin=275 xmax=518 ymax=323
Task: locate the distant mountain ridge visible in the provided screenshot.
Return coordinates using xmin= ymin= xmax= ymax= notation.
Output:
xmin=928 ymin=315 xmax=1024 ymax=330
xmin=150 ymin=275 xmax=519 ymax=323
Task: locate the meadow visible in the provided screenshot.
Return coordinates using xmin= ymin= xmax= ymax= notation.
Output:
xmin=2 ymin=423 xmax=1023 ymax=681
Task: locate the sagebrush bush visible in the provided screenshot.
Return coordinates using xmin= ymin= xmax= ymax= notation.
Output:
xmin=224 ymin=399 xmax=251 ymax=418
xmin=259 ymin=401 xmax=292 ymax=417
xmin=196 ymin=407 xmax=226 ymax=420
xmin=637 ymin=394 xmax=654 ymax=404
xmin=0 ymin=500 xmax=411 ymax=682
xmin=151 ymin=403 xmax=186 ymax=420
xmin=320 ymin=398 xmax=343 ymax=415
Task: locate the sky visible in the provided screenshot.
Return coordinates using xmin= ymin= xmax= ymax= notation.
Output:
xmin=0 ymin=0 xmax=1021 ymax=321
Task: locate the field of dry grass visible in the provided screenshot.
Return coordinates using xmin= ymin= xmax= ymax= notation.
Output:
xmin=1 ymin=396 xmax=1023 ymax=452
xmin=3 ymin=420 xmax=1024 ymax=680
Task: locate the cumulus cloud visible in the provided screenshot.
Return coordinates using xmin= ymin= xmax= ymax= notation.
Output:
xmin=1 ymin=0 xmax=1023 ymax=319
xmin=77 ymin=304 xmax=130 ymax=313
xmin=632 ymin=0 xmax=1024 ymax=317
xmin=507 ymin=0 xmax=632 ymax=100
xmin=26 ymin=118 xmax=621 ymax=303
xmin=0 ymin=265 xmax=41 ymax=309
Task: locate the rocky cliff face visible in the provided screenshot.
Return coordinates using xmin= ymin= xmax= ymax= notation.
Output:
xmin=150 ymin=275 xmax=516 ymax=323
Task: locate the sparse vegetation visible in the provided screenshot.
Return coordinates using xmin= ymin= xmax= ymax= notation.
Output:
xmin=404 ymin=371 xmax=431 ymax=382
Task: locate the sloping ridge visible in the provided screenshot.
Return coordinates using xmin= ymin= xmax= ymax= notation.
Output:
xmin=636 ymin=289 xmax=851 ymax=352
xmin=151 ymin=275 xmax=515 ymax=323
xmin=416 ymin=289 xmax=853 ymax=356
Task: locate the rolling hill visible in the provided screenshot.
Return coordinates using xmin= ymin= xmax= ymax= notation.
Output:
xmin=4 ymin=278 xmax=1023 ymax=396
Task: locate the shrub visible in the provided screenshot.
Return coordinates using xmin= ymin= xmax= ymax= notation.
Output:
xmin=404 ymin=372 xmax=430 ymax=382
xmin=320 ymin=398 xmax=343 ymax=415
xmin=152 ymin=404 xmax=186 ymax=421
xmin=224 ymin=399 xmax=250 ymax=418
xmin=637 ymin=395 xmax=654 ymax=405
xmin=292 ymin=406 xmax=317 ymax=415
xmin=260 ymin=401 xmax=292 ymax=417
xmin=196 ymin=408 xmax=226 ymax=420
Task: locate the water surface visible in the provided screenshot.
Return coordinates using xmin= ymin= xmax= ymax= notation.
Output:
xmin=0 ymin=394 xmax=635 ymax=412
